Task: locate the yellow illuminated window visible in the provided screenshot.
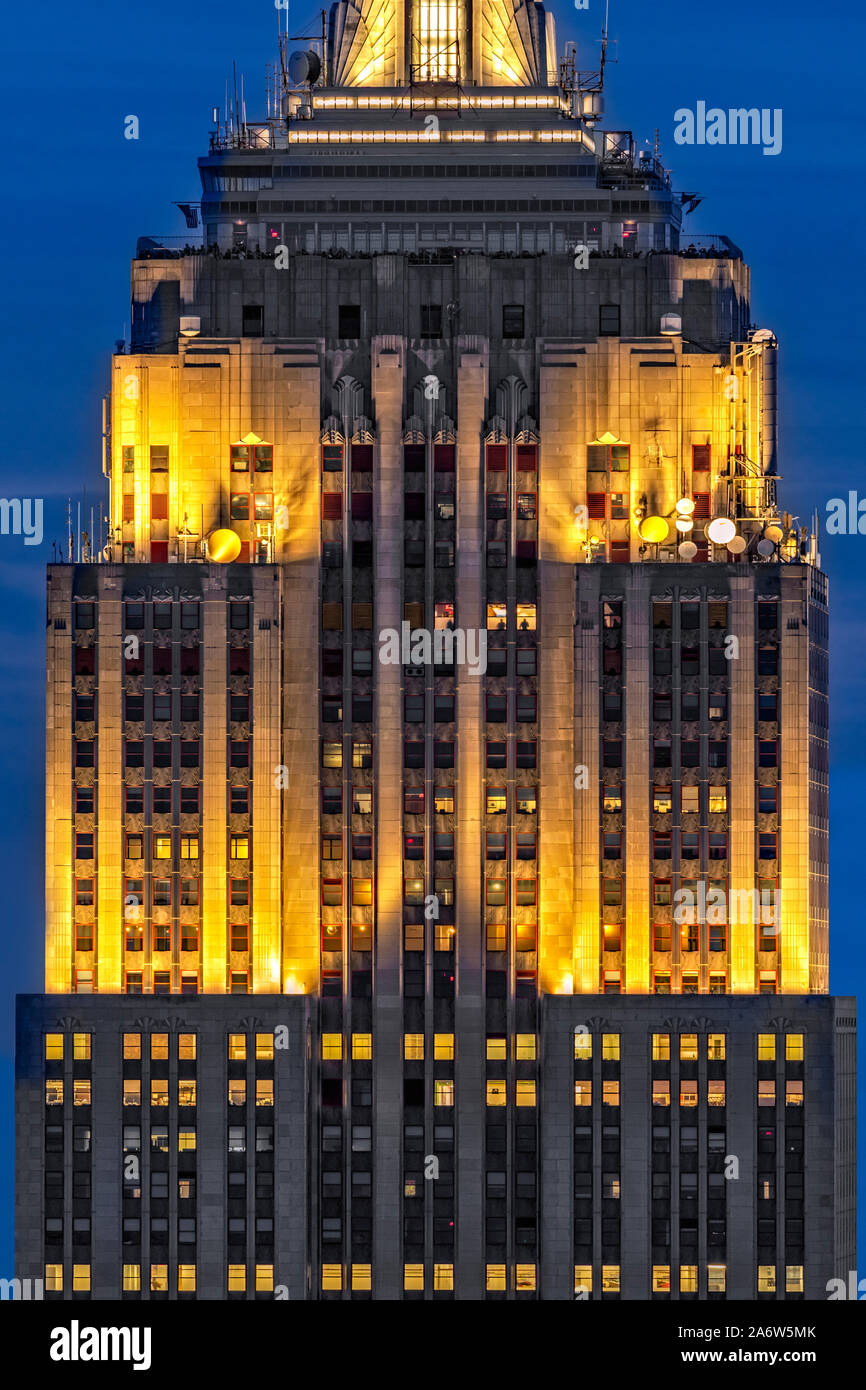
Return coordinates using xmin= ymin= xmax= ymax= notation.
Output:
xmin=73 ymin=1033 xmax=91 ymax=1060
xmin=487 ymin=1080 xmax=507 ymax=1106
xmin=680 ymin=1265 xmax=698 ymax=1293
xmin=757 ymin=1265 xmax=776 ymax=1293
xmin=73 ymin=1080 xmax=91 ymax=1106
xmin=404 ymin=1263 xmax=424 ymax=1291
xmin=708 ymin=787 xmax=727 ymax=812
xmin=404 ymin=922 xmax=424 ymax=950
xmin=707 ymin=1264 xmax=726 ymax=1293
xmin=680 ymin=1080 xmax=698 ymax=1107
xmin=45 ymin=1079 xmax=63 ymax=1105
xmin=574 ymin=1265 xmax=592 ymax=1295
xmin=487 ymin=1035 xmax=507 ymax=1060
xmin=228 ymin=1080 xmax=246 ymax=1106
xmin=178 ymin=1130 xmax=196 ymax=1151
xmin=708 ymin=1080 xmax=726 ymax=1107
xmin=352 ymin=1033 xmax=372 ymax=1060
xmin=256 ymin=1264 xmax=274 ymax=1292
xmin=434 ymin=1033 xmax=454 ymax=1060
xmin=123 ymin=1079 xmax=140 ymax=1106
xmin=515 ymin=1080 xmax=536 ymax=1107
xmin=178 ymin=1033 xmax=196 ymax=1060
xmin=757 ymin=1033 xmax=776 ymax=1061
xmin=434 ymin=1080 xmax=454 ymax=1106
xmin=574 ymin=1080 xmax=592 ymax=1107
xmin=404 ymin=1033 xmax=425 ymax=1060
xmin=603 ymin=1080 xmax=620 ymax=1106
xmin=228 ymin=1033 xmax=246 ymax=1060
xmin=786 ymin=1032 xmax=804 ymax=1061
xmin=151 ymin=1033 xmax=169 ymax=1060
xmin=154 ymin=834 xmax=172 ymax=859
xmin=486 ymin=1264 xmax=507 ymax=1291
xmin=679 ymin=1033 xmax=699 ymax=1061
xmin=602 ymin=1033 xmax=620 ymax=1061
xmin=180 ymin=836 xmax=198 ymax=860
xmin=227 ymin=1265 xmax=246 ymax=1292
xmin=45 ymin=1264 xmax=62 ymax=1292
xmin=652 ymin=1033 xmax=670 ymax=1061
xmin=256 ymin=1033 xmax=274 ymax=1060
xmin=123 ymin=1032 xmax=141 ymax=1059
xmin=602 ymin=1265 xmax=620 ymax=1292
xmin=515 ymin=1034 xmax=536 ymax=1060
xmin=785 ymin=1080 xmax=803 ymax=1106
xmin=255 ymin=1080 xmax=274 ymax=1106
xmin=433 ymin=1263 xmax=453 ymax=1291
xmin=652 ymin=1080 xmax=670 ymax=1106
xmin=45 ymin=1033 xmax=63 ymax=1060
xmin=707 ymin=1033 xmax=726 ymax=1060
xmin=352 ymin=1264 xmax=372 ymax=1290
xmin=486 ymin=922 xmax=507 ymax=950
xmin=178 ymin=1264 xmax=196 ymax=1292
xmin=72 ymin=1264 xmax=90 ymax=1292
xmin=122 ymin=1264 xmax=141 ymax=1292
xmin=231 ymin=835 xmax=249 ymax=860
xmin=758 ymin=1080 xmax=776 ymax=1106
xmin=515 ymin=1264 xmax=536 ymax=1291
xmin=178 ymin=1081 xmax=196 ymax=1106
xmin=434 ymin=922 xmax=455 ymax=951
xmin=322 ymin=1033 xmax=343 ymax=1060
xmin=322 ymin=1264 xmax=343 ymax=1291
xmin=151 ymin=1080 xmax=169 ymax=1107
xmin=652 ymin=1265 xmax=670 ymax=1292
xmin=574 ymin=1031 xmax=592 ymax=1059
xmin=786 ymin=1265 xmax=804 ymax=1293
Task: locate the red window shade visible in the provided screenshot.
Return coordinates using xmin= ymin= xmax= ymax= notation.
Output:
xmin=433 ymin=444 xmax=455 ymax=471
xmin=692 ymin=542 xmax=708 ymax=562
xmin=692 ymin=444 xmax=710 ymax=470
xmin=151 ymin=494 xmax=168 ymax=520
xmin=587 ymin=493 xmax=607 ymax=520
xmin=351 ymin=492 xmax=373 ymax=520
xmin=74 ymin=647 xmax=95 ymax=675
xmin=516 ymin=540 xmax=537 ymax=561
xmin=122 ymin=495 xmax=134 ymax=522
xmin=351 ymin=444 xmax=373 ymax=471
xmin=486 ymin=445 xmax=507 ymax=471
xmin=692 ymin=493 xmax=710 ymax=519
xmin=151 ymin=541 xmax=169 ymax=562
xmin=238 ymin=542 xmax=250 ymax=562
xmin=322 ymin=493 xmax=343 ymax=520
xmin=610 ymin=540 xmax=630 ymax=562
xmin=516 ymin=444 xmax=537 ymax=472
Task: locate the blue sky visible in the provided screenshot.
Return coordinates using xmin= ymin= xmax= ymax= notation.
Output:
xmin=1 ymin=0 xmax=864 ymax=1273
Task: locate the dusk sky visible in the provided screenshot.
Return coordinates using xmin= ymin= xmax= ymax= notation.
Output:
xmin=1 ymin=0 xmax=863 ymax=1272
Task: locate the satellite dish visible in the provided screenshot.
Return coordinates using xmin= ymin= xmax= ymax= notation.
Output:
xmin=706 ymin=517 xmax=737 ymax=545
xmin=764 ymin=523 xmax=784 ymax=543
xmin=757 ymin=538 xmax=776 ymax=557
xmin=206 ymin=528 xmax=242 ymax=563
xmin=726 ymin=535 xmax=747 ymax=554
xmin=288 ymin=50 xmax=321 ymax=85
xmin=675 ymin=517 xmax=693 ymax=533
xmin=675 ymin=497 xmax=695 ymax=515
xmin=678 ymin=541 xmax=698 ymax=560
xmin=638 ymin=515 xmax=669 ymax=543
xmin=660 ymin=313 xmax=682 ymax=336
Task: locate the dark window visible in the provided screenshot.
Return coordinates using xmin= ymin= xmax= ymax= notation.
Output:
xmin=242 ymin=305 xmax=263 ymax=337
xmin=338 ymin=304 xmax=361 ymax=338
xmin=502 ymin=304 xmax=525 ymax=338
xmin=420 ymin=304 xmax=442 ymax=338
xmin=599 ymin=304 xmax=621 ymax=336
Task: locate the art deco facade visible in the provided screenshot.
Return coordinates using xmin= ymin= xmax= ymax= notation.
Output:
xmin=17 ymin=0 xmax=854 ymax=1300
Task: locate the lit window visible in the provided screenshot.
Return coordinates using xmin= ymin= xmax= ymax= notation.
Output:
xmin=178 ymin=1130 xmax=196 ymax=1151
xmin=351 ymin=1264 xmax=371 ymax=1291
xmin=178 ymin=1265 xmax=196 ymax=1293
xmin=574 ymin=1081 xmax=592 ymax=1107
xmin=786 ymin=1033 xmax=804 ymax=1061
xmin=255 ymin=1033 xmax=273 ymax=1060
xmin=515 ymin=1080 xmax=536 ymax=1107
xmin=178 ymin=1033 xmax=197 ymax=1060
xmin=151 ymin=1080 xmax=169 ymax=1107
xmin=574 ymin=1031 xmax=592 ymax=1060
xmin=652 ymin=1033 xmax=670 ymax=1061
xmin=45 ymin=1264 xmax=63 ymax=1292
xmin=72 ymin=1264 xmax=91 ymax=1292
xmin=603 ymin=1080 xmax=620 ymax=1107
xmin=122 ymin=1264 xmax=141 ymax=1292
xmin=73 ymin=1080 xmax=91 ymax=1107
xmin=322 ymin=1033 xmax=343 ymax=1060
xmin=707 ymin=1033 xmax=726 ymax=1060
xmin=230 ymin=835 xmax=249 ymax=860
xmin=602 ymin=1033 xmax=620 ymax=1061
xmin=227 ymin=1265 xmax=246 ymax=1292
xmin=404 ymin=1034 xmax=424 ymax=1060
xmin=602 ymin=1266 xmax=620 ymax=1292
xmin=73 ymin=1033 xmax=91 ymax=1061
xmin=785 ymin=1080 xmax=803 ymax=1106
xmin=404 ymin=1263 xmax=424 ymax=1292
xmin=680 ymin=1081 xmax=698 ymax=1108
xmin=786 ymin=1265 xmax=804 ymax=1293
xmin=515 ymin=1264 xmax=536 ymax=1291
xmin=228 ymin=1033 xmax=246 ymax=1061
xmin=486 ymin=1080 xmax=507 ymax=1107
xmin=757 ymin=1265 xmax=776 ymax=1293
xmin=322 ymin=1264 xmax=343 ymax=1291
xmin=45 ymin=1079 xmax=63 ymax=1106
xmin=574 ymin=1265 xmax=592 ymax=1296
xmin=707 ymin=1080 xmax=726 ymax=1107
xmin=652 ymin=1080 xmax=670 ymax=1107
xmin=652 ymin=1265 xmax=670 ymax=1293
xmin=707 ymin=1264 xmax=726 ymax=1293
xmin=44 ymin=1032 xmax=64 ymax=1061
xmin=486 ymin=1264 xmax=507 ymax=1291
xmin=123 ymin=1080 xmax=141 ymax=1106
xmin=352 ymin=1033 xmax=372 ymax=1060
xmin=177 ymin=1081 xmax=196 ymax=1107
xmin=757 ymin=1033 xmax=776 ymax=1061
xmin=433 ymin=1034 xmax=454 ymax=1060
xmin=434 ymin=1080 xmax=454 ymax=1106
xmin=758 ymin=1080 xmax=776 ymax=1106
xmin=680 ymin=1265 xmax=698 ymax=1293
xmin=256 ymin=1265 xmax=274 ymax=1292
xmin=153 ymin=834 xmax=172 ymax=859
xmin=515 ymin=1034 xmax=536 ymax=1060
xmin=256 ymin=1080 xmax=274 ymax=1107
xmin=228 ymin=1080 xmax=246 ymax=1106
xmin=433 ymin=1264 xmax=453 ymax=1292
xmin=150 ymin=1264 xmax=168 ymax=1292
xmin=679 ymin=1033 xmax=699 ymax=1061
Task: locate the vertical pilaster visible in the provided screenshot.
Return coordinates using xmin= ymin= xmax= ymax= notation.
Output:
xmin=96 ymin=573 xmax=123 ymax=993
xmin=624 ymin=568 xmax=650 ymax=991
xmin=729 ymin=574 xmax=756 ymax=991
xmin=780 ymin=571 xmax=809 ymax=993
xmin=252 ymin=568 xmax=281 ymax=991
xmin=201 ymin=572 xmax=227 ymax=993
xmin=45 ymin=567 xmax=74 ymax=992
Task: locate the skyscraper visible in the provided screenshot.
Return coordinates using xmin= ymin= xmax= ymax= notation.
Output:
xmin=16 ymin=0 xmax=855 ymax=1301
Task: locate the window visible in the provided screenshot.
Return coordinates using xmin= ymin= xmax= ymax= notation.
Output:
xmin=338 ymin=304 xmax=361 ymax=337
xmin=434 ymin=1080 xmax=454 ymax=1106
xmin=757 ymin=1033 xmax=776 ymax=1061
xmin=599 ymin=304 xmax=621 ymax=336
xmin=502 ymin=304 xmax=525 ymax=338
xmin=486 ymin=1080 xmax=506 ymax=1107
